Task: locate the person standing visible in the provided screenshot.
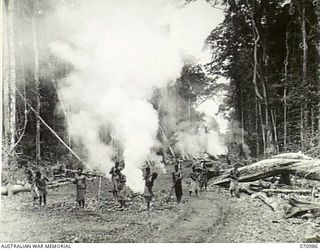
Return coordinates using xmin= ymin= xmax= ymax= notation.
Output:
xmin=116 ymin=169 xmax=127 ymax=208
xmin=26 ymin=169 xmax=39 ymax=204
xmin=189 ymin=166 xmax=201 ymax=197
xmin=143 ymin=167 xmax=153 ymax=210
xmin=229 ymin=164 xmax=241 ymax=198
xmin=35 ymin=171 xmax=49 ymax=207
xmin=172 ymin=163 xmax=183 ymax=203
xmin=74 ymin=168 xmax=87 ymax=208
xmin=109 ymin=162 xmax=120 ymax=200
xmin=200 ymin=162 xmax=209 ymax=191
xmin=143 ymin=167 xmax=158 ymax=210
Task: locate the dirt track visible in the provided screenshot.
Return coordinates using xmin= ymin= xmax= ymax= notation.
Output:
xmin=0 ymin=163 xmax=308 ymax=243
xmin=0 ymin=184 xmax=225 ymax=243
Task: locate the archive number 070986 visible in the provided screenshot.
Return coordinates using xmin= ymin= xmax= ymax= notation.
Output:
xmin=300 ymin=244 xmax=318 ymax=248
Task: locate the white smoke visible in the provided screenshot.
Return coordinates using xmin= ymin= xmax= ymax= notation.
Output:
xmin=175 ymin=121 xmax=227 ymax=158
xmin=48 ymin=0 xmax=221 ymax=192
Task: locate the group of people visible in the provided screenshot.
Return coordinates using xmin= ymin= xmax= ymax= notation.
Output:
xmin=26 ymin=159 xmax=241 ymax=210
xmin=27 ymin=170 xmax=49 ymax=207
xmin=170 ymin=161 xmax=209 ymax=204
xmin=27 ymin=167 xmax=87 ymax=208
xmin=171 ymin=160 xmax=241 ymax=203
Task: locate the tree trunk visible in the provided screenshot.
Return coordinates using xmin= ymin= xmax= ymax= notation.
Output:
xmin=304 ymin=104 xmax=309 ymax=149
xmin=7 ymin=0 xmax=17 ymax=151
xmin=258 ymin=101 xmax=266 ymax=157
xmin=311 ymin=108 xmax=315 ymax=141
xmin=262 ymin=39 xmax=270 ymax=153
xmin=316 ymin=3 xmax=320 ymax=147
xmin=255 ymin=98 xmax=260 ymax=156
xmin=241 ymin=109 xmax=245 ymax=156
xmin=271 ymin=109 xmax=279 ymax=154
xmin=250 ymin=18 xmax=266 ymax=157
xmin=301 ymin=104 xmax=305 ymax=151
xmin=283 ymin=29 xmax=290 ymax=152
xmin=251 ymin=17 xmax=263 ymax=101
xmin=9 ymin=0 xmax=29 ymax=154
xmin=32 ymin=9 xmax=41 ymax=162
xmin=301 ymin=0 xmax=308 ymax=151
xmin=2 ymin=1 xmax=11 ymax=154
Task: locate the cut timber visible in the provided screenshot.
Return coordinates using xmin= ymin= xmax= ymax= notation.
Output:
xmin=252 ymin=192 xmax=279 ymax=211
xmin=286 ymin=197 xmax=320 ymax=218
xmin=209 ymin=152 xmax=320 ymax=186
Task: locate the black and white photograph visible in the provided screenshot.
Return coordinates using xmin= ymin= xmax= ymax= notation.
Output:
xmin=1 ymin=0 xmax=320 ymax=244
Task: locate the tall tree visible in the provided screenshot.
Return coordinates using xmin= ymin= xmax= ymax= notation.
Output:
xmin=32 ymin=0 xmax=41 ymax=162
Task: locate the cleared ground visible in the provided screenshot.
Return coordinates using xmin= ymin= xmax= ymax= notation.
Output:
xmin=0 ymin=164 xmax=307 ymax=243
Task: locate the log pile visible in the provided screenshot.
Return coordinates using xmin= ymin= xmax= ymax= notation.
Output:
xmin=209 ymin=152 xmax=320 ymax=220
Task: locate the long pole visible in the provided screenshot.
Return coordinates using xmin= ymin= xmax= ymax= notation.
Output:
xmin=159 ymin=124 xmax=176 ymax=159
xmin=16 ymin=89 xmax=89 ymax=168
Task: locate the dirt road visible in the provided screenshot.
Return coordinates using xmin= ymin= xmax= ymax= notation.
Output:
xmin=0 ymin=170 xmax=306 ymax=243
xmin=0 ymin=183 xmax=226 ymax=243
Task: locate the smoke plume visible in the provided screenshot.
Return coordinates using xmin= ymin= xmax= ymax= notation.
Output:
xmin=48 ymin=0 xmax=221 ymax=192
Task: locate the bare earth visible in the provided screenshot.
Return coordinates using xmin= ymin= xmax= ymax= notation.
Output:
xmin=0 ymin=167 xmax=307 ymax=243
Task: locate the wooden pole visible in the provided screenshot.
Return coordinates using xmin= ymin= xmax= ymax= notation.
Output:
xmin=16 ymin=89 xmax=89 ymax=168
xmin=159 ymin=124 xmax=176 ymax=159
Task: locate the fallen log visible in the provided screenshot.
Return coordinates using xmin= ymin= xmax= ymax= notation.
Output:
xmin=262 ymin=189 xmax=312 ymax=194
xmin=209 ymin=152 xmax=320 ymax=186
xmin=1 ymin=178 xmax=74 ymax=196
xmin=272 ymin=152 xmax=313 ymax=160
xmin=1 ymin=184 xmax=31 ymax=196
xmin=286 ymin=197 xmax=320 ymax=218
